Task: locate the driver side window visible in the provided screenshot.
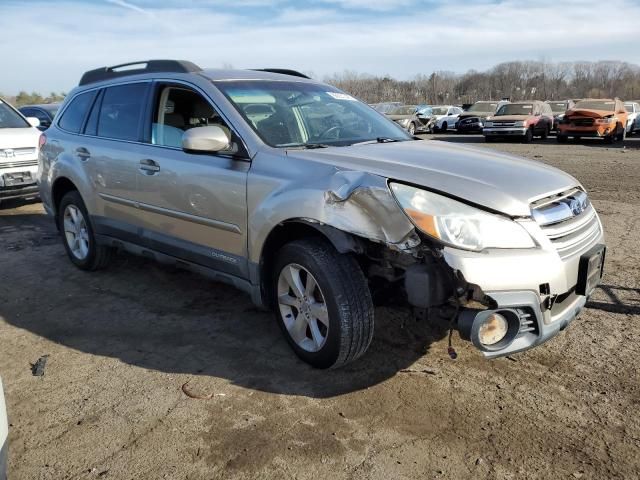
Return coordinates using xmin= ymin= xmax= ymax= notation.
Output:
xmin=151 ymin=85 xmax=235 ymax=152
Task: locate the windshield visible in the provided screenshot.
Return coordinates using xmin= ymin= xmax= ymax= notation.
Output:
xmin=0 ymin=100 xmax=29 ymax=128
xmin=431 ymin=107 xmax=448 ymax=115
xmin=495 ymin=104 xmax=534 ymax=116
xmin=388 ymin=105 xmax=417 ymax=116
xmin=575 ymin=100 xmax=615 ymax=111
xmin=468 ymin=102 xmax=497 ymax=113
xmin=216 ymin=81 xmax=411 ymax=147
xmin=548 ymin=102 xmax=567 ymax=113
xmin=625 ymin=104 xmax=634 ymax=113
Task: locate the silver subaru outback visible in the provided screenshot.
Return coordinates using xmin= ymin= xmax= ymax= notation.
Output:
xmin=38 ymin=60 xmax=605 ymax=369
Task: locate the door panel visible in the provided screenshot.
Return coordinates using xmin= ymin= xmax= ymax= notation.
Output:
xmin=134 ymin=83 xmax=250 ymax=278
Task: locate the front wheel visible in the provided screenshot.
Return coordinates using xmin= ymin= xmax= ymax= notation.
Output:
xmin=522 ymin=127 xmax=534 ymax=144
xmin=58 ymin=190 xmax=113 ymax=270
xmin=541 ymin=124 xmax=550 ymax=140
xmin=408 ymin=123 xmax=416 ymax=135
xmin=273 ymin=238 xmax=374 ymax=369
xmin=441 ymin=121 xmax=448 ymax=133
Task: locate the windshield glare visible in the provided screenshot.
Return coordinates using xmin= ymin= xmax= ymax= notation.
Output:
xmin=431 ymin=107 xmax=448 ymax=115
xmin=575 ymin=100 xmax=615 ymax=111
xmin=549 ymin=102 xmax=567 ymax=113
xmin=0 ymin=100 xmax=29 ymax=128
xmin=388 ymin=105 xmax=417 ymax=116
xmin=216 ymin=81 xmax=411 ymax=147
xmin=468 ymin=102 xmax=497 ymax=113
xmin=495 ymin=104 xmax=534 ymax=116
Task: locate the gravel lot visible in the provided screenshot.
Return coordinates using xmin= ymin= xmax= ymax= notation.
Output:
xmin=1 ymin=134 xmax=639 ymax=480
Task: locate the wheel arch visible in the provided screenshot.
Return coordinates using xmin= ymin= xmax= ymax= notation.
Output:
xmin=51 ymin=176 xmax=79 ymax=218
xmin=257 ymin=219 xmax=365 ymax=309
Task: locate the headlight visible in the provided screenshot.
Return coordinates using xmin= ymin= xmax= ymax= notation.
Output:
xmin=398 ymin=118 xmax=410 ymax=126
xmin=595 ymin=117 xmax=613 ymax=124
xmin=390 ymin=183 xmax=536 ymax=251
xmin=514 ymin=120 xmax=526 ymax=127
xmin=484 ymin=121 xmax=493 ymax=127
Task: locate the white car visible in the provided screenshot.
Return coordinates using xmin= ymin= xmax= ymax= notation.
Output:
xmin=431 ymin=105 xmax=464 ymax=132
xmin=624 ymin=102 xmax=640 ymax=134
xmin=0 ymin=377 xmax=7 ymax=480
xmin=0 ymin=98 xmax=41 ymax=207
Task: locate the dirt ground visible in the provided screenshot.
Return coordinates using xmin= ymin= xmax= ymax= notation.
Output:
xmin=1 ymin=134 xmax=639 ymax=480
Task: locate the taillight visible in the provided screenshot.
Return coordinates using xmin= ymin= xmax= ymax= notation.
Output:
xmin=39 ymin=134 xmax=47 ymax=148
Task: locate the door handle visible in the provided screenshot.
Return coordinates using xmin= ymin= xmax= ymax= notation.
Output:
xmin=139 ymin=159 xmax=160 ymax=175
xmin=76 ymin=147 xmax=91 ymax=161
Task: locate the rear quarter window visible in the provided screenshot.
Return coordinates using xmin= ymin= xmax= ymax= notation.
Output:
xmin=59 ymin=91 xmax=97 ymax=133
xmin=97 ymin=83 xmax=147 ymax=141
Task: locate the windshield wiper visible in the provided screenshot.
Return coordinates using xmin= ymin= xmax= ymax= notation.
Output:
xmin=301 ymin=143 xmax=331 ymax=149
xmin=352 ymin=137 xmax=405 ymax=146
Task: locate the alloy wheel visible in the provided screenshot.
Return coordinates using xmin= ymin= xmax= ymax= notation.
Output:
xmin=63 ymin=204 xmax=90 ymax=260
xmin=277 ymin=263 xmax=329 ymax=352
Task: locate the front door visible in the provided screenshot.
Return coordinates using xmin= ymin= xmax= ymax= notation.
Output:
xmin=134 ymin=82 xmax=250 ymax=279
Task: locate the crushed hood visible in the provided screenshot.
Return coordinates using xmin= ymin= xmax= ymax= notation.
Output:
xmin=289 ymin=140 xmax=579 ymax=217
xmin=565 ymin=109 xmax=614 ymax=119
xmin=0 ymin=127 xmax=40 ymax=150
xmin=386 ymin=114 xmax=414 ymax=121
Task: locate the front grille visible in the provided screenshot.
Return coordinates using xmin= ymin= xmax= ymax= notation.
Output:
xmin=571 ymin=118 xmax=594 ymax=127
xmin=460 ymin=117 xmax=479 ymax=124
xmin=492 ymin=121 xmax=516 ymax=127
xmin=0 ymin=159 xmax=38 ymax=169
xmin=531 ymin=188 xmax=601 ymax=260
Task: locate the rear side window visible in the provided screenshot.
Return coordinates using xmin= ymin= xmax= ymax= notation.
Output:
xmin=97 ymin=83 xmax=147 ymax=141
xmin=58 ymin=91 xmax=96 ymax=133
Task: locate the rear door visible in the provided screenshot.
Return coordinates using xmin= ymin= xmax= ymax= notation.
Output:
xmin=83 ymin=81 xmax=151 ymax=242
xmin=133 ymin=81 xmax=250 ymax=279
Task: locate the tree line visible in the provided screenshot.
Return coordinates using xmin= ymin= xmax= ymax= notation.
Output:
xmin=0 ymin=91 xmax=66 ymax=107
xmin=323 ymin=60 xmax=640 ymax=105
xmin=3 ymin=60 xmax=640 ymax=108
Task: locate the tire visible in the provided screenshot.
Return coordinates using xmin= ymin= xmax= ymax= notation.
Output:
xmin=603 ymin=133 xmax=614 ymax=144
xmin=408 ymin=123 xmax=416 ymax=135
xmin=58 ymin=190 xmax=113 ymax=270
xmin=522 ymin=127 xmax=533 ymax=144
xmin=272 ymin=238 xmax=374 ymax=369
xmin=557 ymin=134 xmax=568 ymax=143
xmin=617 ymin=124 xmax=626 ymax=142
xmin=541 ymin=124 xmax=550 ymax=140
xmin=441 ymin=122 xmax=448 ymax=133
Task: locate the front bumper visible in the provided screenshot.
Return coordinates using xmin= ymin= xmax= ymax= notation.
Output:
xmin=0 ymin=183 xmax=40 ymax=201
xmin=558 ymin=125 xmax=612 ymax=137
xmin=443 ymin=230 xmax=605 ymax=358
xmin=483 ymin=127 xmax=527 ymax=136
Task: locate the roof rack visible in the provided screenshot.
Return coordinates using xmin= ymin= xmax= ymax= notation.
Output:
xmin=79 ymin=60 xmax=202 ymax=86
xmin=252 ymin=69 xmax=311 ymax=79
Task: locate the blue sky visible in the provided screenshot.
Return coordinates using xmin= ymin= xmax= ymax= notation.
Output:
xmin=2 ymin=0 xmax=639 ymax=94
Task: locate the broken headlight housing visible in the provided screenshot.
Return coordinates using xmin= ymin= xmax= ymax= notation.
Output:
xmin=390 ymin=183 xmax=536 ymax=251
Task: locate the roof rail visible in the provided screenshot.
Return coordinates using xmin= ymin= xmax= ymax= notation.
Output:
xmin=79 ymin=60 xmax=202 ymax=86
xmin=252 ymin=69 xmax=311 ymax=79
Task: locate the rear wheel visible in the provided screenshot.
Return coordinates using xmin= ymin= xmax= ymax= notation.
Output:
xmin=273 ymin=238 xmax=374 ymax=369
xmin=58 ymin=191 xmax=113 ymax=270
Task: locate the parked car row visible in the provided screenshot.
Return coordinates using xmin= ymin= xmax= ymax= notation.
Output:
xmin=379 ymin=96 xmax=639 ymax=144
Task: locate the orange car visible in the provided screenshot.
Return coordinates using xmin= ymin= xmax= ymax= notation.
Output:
xmin=558 ymin=98 xmax=628 ymax=143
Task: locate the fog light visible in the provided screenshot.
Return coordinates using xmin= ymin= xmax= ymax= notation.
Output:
xmin=478 ymin=313 xmax=508 ymax=346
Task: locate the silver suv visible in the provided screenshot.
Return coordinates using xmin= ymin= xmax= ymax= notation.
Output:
xmin=39 ymin=60 xmax=605 ymax=368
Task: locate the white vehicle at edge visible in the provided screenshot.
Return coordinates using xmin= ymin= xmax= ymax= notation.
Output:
xmin=0 ymin=377 xmax=7 ymax=480
xmin=0 ymin=98 xmax=41 ymax=207
xmin=624 ymin=102 xmax=640 ymax=134
xmin=431 ymin=105 xmax=463 ymax=132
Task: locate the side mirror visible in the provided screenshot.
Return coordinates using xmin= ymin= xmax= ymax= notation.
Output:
xmin=182 ymin=126 xmax=231 ymax=153
xmin=26 ymin=117 xmax=40 ymax=128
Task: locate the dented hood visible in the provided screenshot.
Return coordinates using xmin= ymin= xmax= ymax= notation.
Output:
xmin=565 ymin=109 xmax=613 ymax=119
xmin=290 ymin=140 xmax=579 ymax=217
